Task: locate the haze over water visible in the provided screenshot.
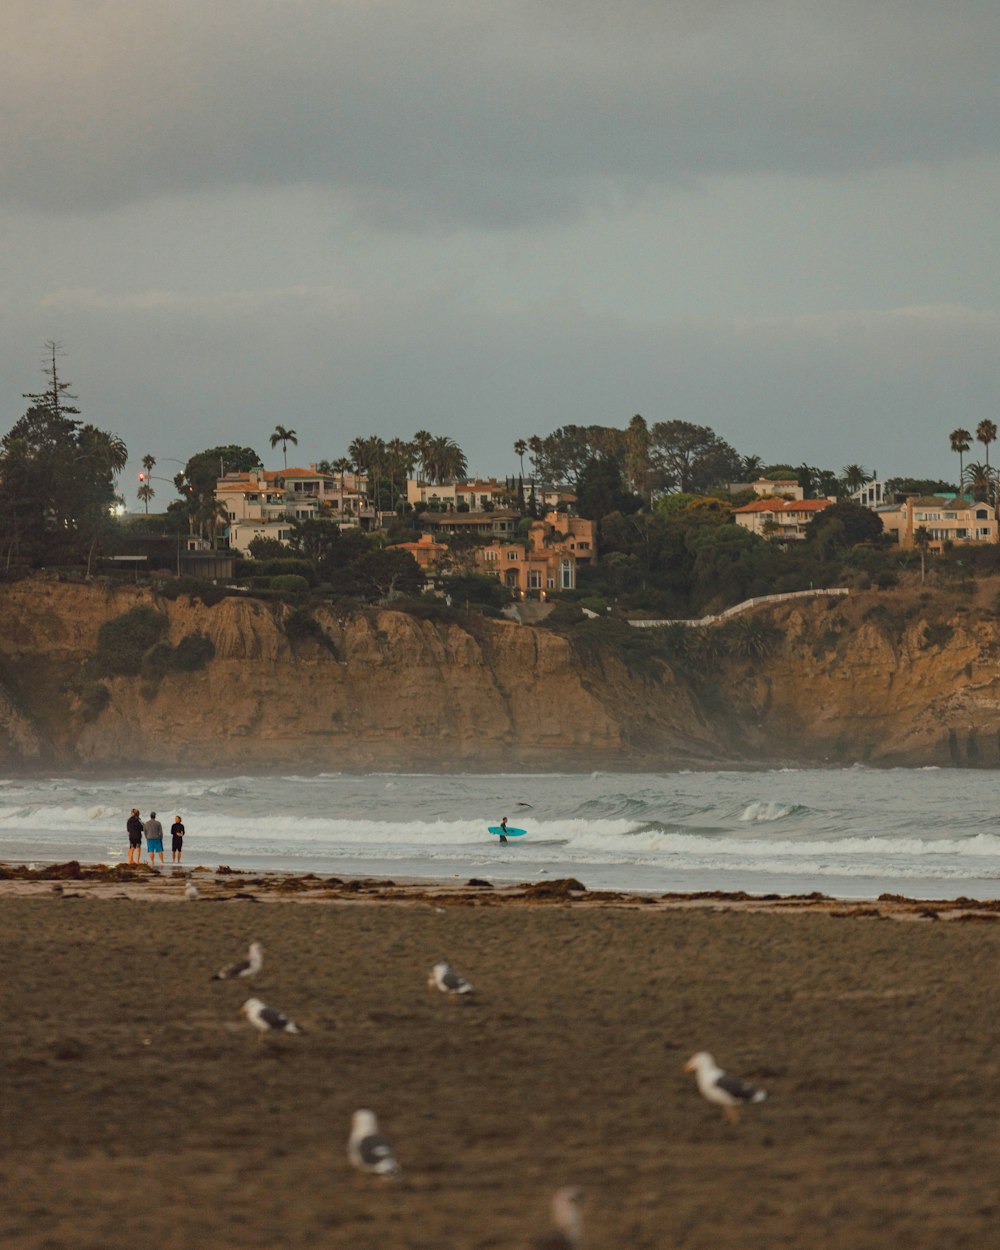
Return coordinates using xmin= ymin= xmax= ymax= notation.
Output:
xmin=2 ymin=768 xmax=999 ymax=900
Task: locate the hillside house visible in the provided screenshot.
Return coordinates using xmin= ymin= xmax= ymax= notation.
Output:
xmin=732 ymin=497 xmax=836 ymax=541
xmin=878 ymin=495 xmax=999 ymax=551
xmin=473 ymin=512 xmax=596 ymax=597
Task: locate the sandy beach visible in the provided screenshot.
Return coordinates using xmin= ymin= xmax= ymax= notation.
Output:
xmin=2 ymin=865 xmax=1000 ymax=1248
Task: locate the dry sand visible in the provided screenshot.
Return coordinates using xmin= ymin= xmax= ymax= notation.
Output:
xmin=2 ymin=866 xmax=1000 ymax=1249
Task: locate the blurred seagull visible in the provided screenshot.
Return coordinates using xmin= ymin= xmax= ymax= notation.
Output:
xmin=212 ymin=941 xmax=263 ymax=981
xmin=684 ymin=1051 xmax=767 ymax=1124
xmin=348 ymin=1110 xmax=402 ymax=1180
xmin=428 ymin=960 xmax=474 ymax=996
xmin=184 ymin=882 xmax=199 ymax=901
xmin=532 ymin=1187 xmax=584 ymax=1250
xmin=240 ymin=997 xmax=302 ymax=1037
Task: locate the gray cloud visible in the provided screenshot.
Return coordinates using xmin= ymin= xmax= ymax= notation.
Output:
xmin=4 ymin=1 xmax=999 ymax=226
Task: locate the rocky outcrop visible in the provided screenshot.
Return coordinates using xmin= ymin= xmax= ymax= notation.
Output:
xmin=2 ymin=578 xmax=1000 ymax=771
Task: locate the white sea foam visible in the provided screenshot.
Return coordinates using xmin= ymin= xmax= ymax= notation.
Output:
xmin=4 ymin=768 xmax=1000 ymax=899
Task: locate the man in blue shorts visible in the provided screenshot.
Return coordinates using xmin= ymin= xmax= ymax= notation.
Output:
xmin=144 ymin=811 xmax=165 ymax=868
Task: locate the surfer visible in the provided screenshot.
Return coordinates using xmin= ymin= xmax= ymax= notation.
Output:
xmin=498 ymin=817 xmax=508 ymax=844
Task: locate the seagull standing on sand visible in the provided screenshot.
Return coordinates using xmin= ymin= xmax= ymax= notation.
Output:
xmin=212 ymin=941 xmax=263 ymax=981
xmin=428 ymin=961 xmax=474 ymax=996
xmin=348 ymin=1110 xmax=402 ymax=1179
xmin=531 ymin=1187 xmax=584 ymax=1250
xmin=184 ymin=882 xmax=199 ymax=901
xmin=240 ymin=997 xmax=302 ymax=1036
xmin=684 ymin=1051 xmax=767 ymax=1124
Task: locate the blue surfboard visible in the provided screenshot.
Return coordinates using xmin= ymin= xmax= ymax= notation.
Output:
xmin=487 ymin=825 xmax=527 ymax=838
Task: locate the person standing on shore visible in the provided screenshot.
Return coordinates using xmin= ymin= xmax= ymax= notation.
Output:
xmin=144 ymin=811 xmax=165 ymax=868
xmin=126 ymin=809 xmax=143 ymax=865
xmin=170 ymin=815 xmax=186 ymax=863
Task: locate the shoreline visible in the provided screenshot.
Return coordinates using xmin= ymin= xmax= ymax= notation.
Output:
xmin=4 ymin=858 xmax=1000 ymax=921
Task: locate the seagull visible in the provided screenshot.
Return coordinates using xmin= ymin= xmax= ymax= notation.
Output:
xmin=532 ymin=1187 xmax=584 ymax=1250
xmin=212 ymin=941 xmax=263 ymax=981
xmin=348 ymin=1110 xmax=402 ymax=1180
xmin=184 ymin=882 xmax=199 ymax=901
xmin=684 ymin=1051 xmax=767 ymax=1124
xmin=240 ymin=997 xmax=302 ymax=1036
xmin=428 ymin=961 xmax=474 ymax=996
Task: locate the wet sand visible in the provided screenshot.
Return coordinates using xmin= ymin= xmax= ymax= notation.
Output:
xmin=2 ymin=867 xmax=1000 ymax=1249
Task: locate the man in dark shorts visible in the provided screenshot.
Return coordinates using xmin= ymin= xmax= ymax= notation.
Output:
xmin=126 ymin=808 xmax=143 ymax=865
xmin=170 ymin=815 xmax=186 ymax=863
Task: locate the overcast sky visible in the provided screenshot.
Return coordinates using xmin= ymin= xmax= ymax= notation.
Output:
xmin=3 ymin=0 xmax=998 ymax=502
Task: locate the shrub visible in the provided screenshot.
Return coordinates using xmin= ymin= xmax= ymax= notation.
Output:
xmin=283 ymin=607 xmax=338 ymax=654
xmin=157 ymin=577 xmax=227 ymax=606
xmin=922 ymin=622 xmax=954 ymax=650
xmin=173 ymin=632 xmax=216 ymax=671
xmin=270 ymin=574 xmax=310 ymax=594
xmin=93 ymin=606 xmax=169 ymax=676
xmin=140 ymin=642 xmax=175 ymax=680
xmin=540 ymin=601 xmax=586 ymax=630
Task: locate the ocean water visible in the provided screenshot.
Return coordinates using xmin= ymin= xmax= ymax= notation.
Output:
xmin=2 ymin=767 xmax=1000 ymax=900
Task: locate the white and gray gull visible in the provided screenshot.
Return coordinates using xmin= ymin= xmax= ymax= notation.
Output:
xmin=348 ymin=1110 xmax=402 ymax=1180
xmin=212 ymin=941 xmax=263 ymax=981
xmin=684 ymin=1050 xmax=767 ymax=1124
xmin=240 ymin=997 xmax=302 ymax=1036
xmin=531 ymin=1187 xmax=584 ymax=1250
xmin=428 ymin=960 xmax=474 ymax=996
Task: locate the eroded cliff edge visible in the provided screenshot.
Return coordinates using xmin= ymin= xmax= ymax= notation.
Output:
xmin=1 ymin=579 xmax=999 ymax=771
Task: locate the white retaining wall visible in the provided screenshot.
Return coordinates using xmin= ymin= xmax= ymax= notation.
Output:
xmin=627 ymin=587 xmax=850 ymax=629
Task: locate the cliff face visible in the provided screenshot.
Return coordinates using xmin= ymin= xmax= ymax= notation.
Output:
xmin=0 ymin=581 xmax=712 ymax=772
xmin=2 ymin=580 xmax=999 ymax=772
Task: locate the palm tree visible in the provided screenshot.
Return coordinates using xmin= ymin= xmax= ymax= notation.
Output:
xmin=841 ymin=464 xmax=869 ymax=495
xmin=514 ymin=439 xmax=527 ymax=478
xmin=914 ymin=525 xmax=930 ymax=584
xmin=423 ymin=435 xmax=467 ymax=485
xmin=137 ymin=481 xmax=155 ymax=513
xmin=270 ymin=424 xmax=298 ymax=469
xmin=741 ymin=454 xmax=764 ymax=480
xmin=963 ymin=461 xmax=994 ymax=502
xmin=977 ymin=419 xmax=998 ymax=502
xmin=412 ymin=430 xmax=433 ymax=481
xmin=349 ymin=436 xmax=387 ymax=507
xmin=385 ymin=437 xmax=415 ymax=509
xmin=950 ymin=428 xmax=972 ymax=492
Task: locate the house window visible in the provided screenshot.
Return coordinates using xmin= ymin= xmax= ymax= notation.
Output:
xmin=483 ymin=549 xmax=497 ymax=562
xmin=528 ymin=570 xmax=542 ymax=589
xmin=977 ymin=510 xmax=989 ymax=520
xmin=547 ymin=576 xmax=555 ymax=589
xmin=507 ymin=550 xmax=519 ymax=561
xmin=560 ymin=560 xmax=574 ymax=590
xmin=956 ymin=529 xmax=969 ymax=538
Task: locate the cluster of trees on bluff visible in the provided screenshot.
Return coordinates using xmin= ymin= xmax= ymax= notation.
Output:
xmin=4 ymin=348 xmax=994 ymax=620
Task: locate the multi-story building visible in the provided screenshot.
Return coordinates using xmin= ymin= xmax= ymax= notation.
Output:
xmin=727 ymin=477 xmax=804 ymax=501
xmin=473 ymin=512 xmax=596 ymax=597
xmin=216 ymin=465 xmax=370 ymax=552
xmin=732 ymin=497 xmax=836 ymax=541
xmin=878 ymin=495 xmax=998 ymax=551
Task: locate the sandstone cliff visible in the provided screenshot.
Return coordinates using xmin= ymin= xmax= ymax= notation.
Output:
xmin=1 ymin=579 xmax=998 ymax=772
